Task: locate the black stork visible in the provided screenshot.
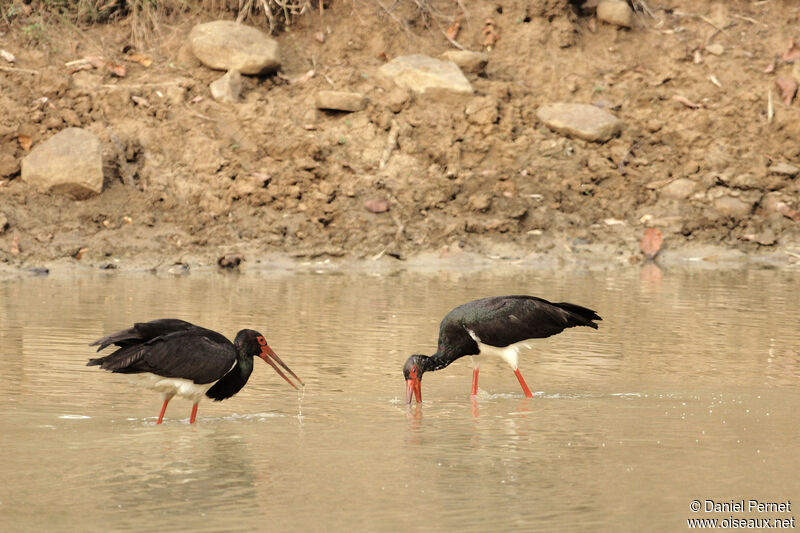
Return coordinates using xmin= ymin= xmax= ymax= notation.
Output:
xmin=87 ymin=319 xmax=303 ymax=424
xmin=403 ymin=295 xmax=601 ymax=403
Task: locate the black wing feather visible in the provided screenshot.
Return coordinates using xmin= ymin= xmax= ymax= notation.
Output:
xmin=87 ymin=320 xmax=236 ymax=384
xmin=448 ymin=295 xmax=601 ymax=348
xmin=89 ymin=319 xmax=200 ymax=352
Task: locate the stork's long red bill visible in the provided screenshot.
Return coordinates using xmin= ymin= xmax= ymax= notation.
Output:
xmin=406 ymin=375 xmax=421 ymax=404
xmin=259 ymin=344 xmax=304 ymax=389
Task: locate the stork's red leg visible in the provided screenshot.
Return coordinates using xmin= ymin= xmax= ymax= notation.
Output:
xmin=157 ymin=398 xmax=170 ymax=424
xmin=189 ymin=403 xmax=198 ymax=424
xmin=514 ymin=368 xmax=533 ymax=398
xmin=471 ymin=368 xmax=480 ymax=396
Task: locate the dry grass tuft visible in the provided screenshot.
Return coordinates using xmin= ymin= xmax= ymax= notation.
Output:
xmin=1 ymin=0 xmax=320 ymax=48
xmin=233 ymin=0 xmax=316 ymax=34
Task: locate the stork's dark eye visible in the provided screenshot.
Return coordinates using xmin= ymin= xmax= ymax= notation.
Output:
xmin=256 ymin=335 xmax=267 ymax=346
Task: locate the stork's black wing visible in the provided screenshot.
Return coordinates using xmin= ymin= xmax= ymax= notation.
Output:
xmin=87 ymin=320 xmax=236 ymax=384
xmin=89 ymin=319 xmax=202 ymax=352
xmin=449 ymin=295 xmax=601 ymax=348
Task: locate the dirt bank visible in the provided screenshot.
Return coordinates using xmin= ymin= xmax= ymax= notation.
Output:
xmin=1 ymin=0 xmax=800 ymax=274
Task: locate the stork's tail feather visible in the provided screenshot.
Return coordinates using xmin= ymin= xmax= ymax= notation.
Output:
xmin=556 ymin=302 xmax=602 ymax=329
xmin=85 ymin=346 xmax=146 ymax=372
xmin=88 ymin=326 xmax=142 ymax=352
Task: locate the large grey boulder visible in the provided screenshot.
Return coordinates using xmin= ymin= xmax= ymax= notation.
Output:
xmin=537 ymin=103 xmax=622 ymax=142
xmin=379 ymin=54 xmax=472 ymax=95
xmin=21 ymin=128 xmax=104 ymax=199
xmin=189 ymin=20 xmax=280 ymax=75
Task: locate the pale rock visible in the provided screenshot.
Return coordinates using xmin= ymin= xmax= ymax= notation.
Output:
xmin=465 ymin=96 xmax=499 ymax=125
xmin=705 ymin=43 xmax=724 ymax=56
xmin=708 ymin=2 xmax=729 ymax=28
xmin=165 ymin=85 xmax=186 ymax=105
xmin=596 ymin=0 xmax=634 ymax=28
xmin=714 ymin=195 xmax=753 ymax=217
xmin=768 ymin=162 xmax=799 ymax=177
xmin=379 ymin=54 xmax=473 ymax=95
xmin=0 ymin=153 xmax=19 ymax=178
xmin=468 ymin=193 xmax=491 ymax=212
xmin=536 ymin=103 xmax=622 ymax=142
xmin=440 ymin=50 xmax=489 ymax=74
xmin=209 ymin=70 xmax=242 ymax=103
xmin=315 ymin=90 xmax=367 ymax=112
xmin=189 ymin=20 xmax=280 ymax=75
xmin=726 ymin=173 xmax=760 ymax=190
xmin=660 ymin=178 xmax=696 ymax=199
xmin=753 ymin=229 xmax=777 ymax=246
xmin=21 ymin=128 xmax=104 ymax=199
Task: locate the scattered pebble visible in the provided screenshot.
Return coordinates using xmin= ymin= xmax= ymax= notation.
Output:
xmin=596 ymin=0 xmax=634 ymax=28
xmin=218 ymin=254 xmax=245 ymax=269
xmin=364 ymin=199 xmax=390 ymax=213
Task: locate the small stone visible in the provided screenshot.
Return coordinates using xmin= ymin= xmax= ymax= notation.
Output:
xmin=440 ymin=50 xmax=489 ymax=74
xmin=165 ymin=85 xmax=186 ymax=105
xmin=21 ymin=128 xmax=103 ymax=199
xmin=209 ymin=70 xmax=242 ymax=103
xmin=43 ymin=116 xmax=63 ymax=129
xmin=218 ymin=254 xmax=244 ymax=269
xmin=640 ymin=227 xmax=663 ymax=259
xmin=754 ymin=229 xmax=777 ymax=246
xmin=168 ymin=262 xmax=190 ymax=275
xmin=315 ymin=90 xmax=367 ymax=112
xmin=714 ymin=195 xmax=753 ymax=217
xmin=596 ymin=0 xmax=634 ymax=28
xmin=385 ymin=86 xmax=410 ymax=113
xmin=660 ymin=178 xmax=696 ymax=199
xmin=764 ymin=194 xmax=800 ymax=220
xmin=705 ymin=43 xmax=724 ymax=56
xmin=189 ymin=20 xmax=280 ymax=74
xmin=465 ymin=96 xmax=499 ymax=125
xmin=537 ymin=103 xmax=622 ymax=142
xmin=379 ymin=54 xmax=472 ymax=95
xmin=776 ymin=77 xmax=797 ymax=106
xmin=59 ymin=108 xmax=82 ymax=127
xmin=768 ymin=162 xmax=799 ymax=177
xmin=364 ymin=198 xmax=390 ymax=213
xmin=727 ymin=173 xmax=759 ymax=190
xmin=0 ymin=153 xmax=19 ymax=178
xmin=683 ymin=160 xmax=701 ymax=175
xmin=468 ymin=193 xmax=491 ymax=212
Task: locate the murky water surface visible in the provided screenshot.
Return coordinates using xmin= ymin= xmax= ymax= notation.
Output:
xmin=1 ymin=267 xmax=799 ymax=531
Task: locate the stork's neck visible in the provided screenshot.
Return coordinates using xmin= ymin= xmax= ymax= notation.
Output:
xmin=205 ymin=351 xmax=254 ymax=401
xmin=425 ymin=351 xmax=454 ymax=372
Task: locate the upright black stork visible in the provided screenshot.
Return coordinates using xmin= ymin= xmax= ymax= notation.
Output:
xmin=403 ymin=295 xmax=601 ymax=403
xmin=87 ymin=319 xmax=303 ymax=424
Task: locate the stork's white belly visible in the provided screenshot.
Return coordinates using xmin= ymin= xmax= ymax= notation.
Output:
xmin=467 ymin=329 xmax=531 ymax=370
xmin=126 ymin=373 xmax=214 ymax=403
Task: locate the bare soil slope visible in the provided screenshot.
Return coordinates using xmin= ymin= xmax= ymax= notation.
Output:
xmin=1 ymin=1 xmax=799 ymax=271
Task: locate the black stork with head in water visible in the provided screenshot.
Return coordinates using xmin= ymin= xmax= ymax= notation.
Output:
xmin=87 ymin=319 xmax=303 ymax=424
xmin=403 ymin=295 xmax=601 ymax=403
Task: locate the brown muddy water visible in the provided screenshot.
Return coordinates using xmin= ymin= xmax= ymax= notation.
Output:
xmin=1 ymin=266 xmax=798 ymax=532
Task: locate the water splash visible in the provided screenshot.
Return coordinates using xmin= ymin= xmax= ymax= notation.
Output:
xmin=295 ymin=386 xmax=306 ymax=423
